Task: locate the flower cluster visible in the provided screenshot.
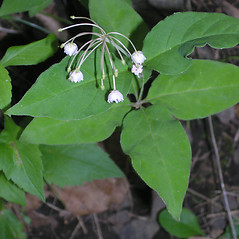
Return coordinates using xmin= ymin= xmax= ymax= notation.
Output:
xmin=59 ymin=17 xmax=146 ymax=103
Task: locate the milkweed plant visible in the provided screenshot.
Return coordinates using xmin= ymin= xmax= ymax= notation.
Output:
xmin=1 ymin=0 xmax=239 ymax=237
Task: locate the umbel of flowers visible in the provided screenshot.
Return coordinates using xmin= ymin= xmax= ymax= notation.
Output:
xmin=58 ymin=16 xmax=146 ymax=103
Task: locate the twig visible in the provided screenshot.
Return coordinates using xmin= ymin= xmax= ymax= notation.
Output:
xmin=207 ymin=209 xmax=239 ymax=219
xmin=69 ymin=216 xmax=87 ymax=239
xmin=0 ymin=26 xmax=18 ymax=34
xmin=93 ymin=213 xmax=104 ymax=239
xmin=208 ymin=116 xmax=237 ymax=238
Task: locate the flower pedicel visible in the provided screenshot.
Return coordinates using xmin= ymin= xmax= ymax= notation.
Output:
xmin=58 ymin=16 xmax=146 ymax=103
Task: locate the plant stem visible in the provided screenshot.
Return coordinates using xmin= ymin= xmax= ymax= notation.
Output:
xmin=12 ymin=17 xmax=50 ymax=34
xmin=208 ymin=116 xmax=237 ymax=239
xmin=137 ymin=74 xmax=145 ymax=104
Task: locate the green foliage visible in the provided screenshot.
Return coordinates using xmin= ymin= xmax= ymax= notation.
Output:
xmin=41 ymin=143 xmax=124 ymax=187
xmin=89 ymin=0 xmax=147 ymax=48
xmin=159 ymin=208 xmax=204 ymax=238
xmin=0 ymin=34 xmax=58 ymax=67
xmin=6 ymin=54 xmax=132 ymax=120
xmin=0 ymin=0 xmax=52 ymax=16
xmin=143 ymin=12 xmax=239 ymax=74
xmin=2 ymin=0 xmax=239 ymax=227
xmin=0 ymin=65 xmax=11 ymax=110
xmin=20 ymin=103 xmax=130 ymax=145
xmin=121 ymin=105 xmax=191 ymax=219
xmin=0 ymin=117 xmax=44 ymax=200
xmin=147 ymin=60 xmax=239 ymax=120
xmin=0 ymin=209 xmax=26 ymax=239
xmin=0 ymin=172 xmax=25 ymax=206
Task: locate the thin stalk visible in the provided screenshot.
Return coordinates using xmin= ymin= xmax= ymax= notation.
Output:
xmin=59 ymin=23 xmax=105 ymax=35
xmin=108 ymin=35 xmax=131 ymax=56
xmin=71 ymin=16 xmax=105 ymax=33
xmin=101 ymin=40 xmax=106 ymax=88
xmin=63 ymin=32 xmax=102 ymax=46
xmin=108 ymin=32 xmax=137 ymax=52
xmin=68 ymin=38 xmax=96 ymax=71
xmin=137 ymin=74 xmax=145 ymax=103
xmin=77 ymin=39 xmax=102 ymax=68
xmin=12 ymin=17 xmax=50 ymax=34
xmin=208 ymin=116 xmax=237 ymax=239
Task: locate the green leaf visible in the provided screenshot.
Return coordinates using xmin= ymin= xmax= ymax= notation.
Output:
xmin=20 ymin=102 xmax=130 ymax=145
xmin=0 ymin=209 xmax=26 ymax=239
xmin=121 ymin=105 xmax=191 ymax=220
xmin=0 ymin=34 xmax=58 ymax=67
xmin=29 ymin=0 xmax=53 ymax=17
xmin=41 ymin=143 xmax=124 ymax=187
xmin=159 ymin=208 xmax=204 ymax=238
xmin=0 ymin=0 xmax=50 ymax=16
xmin=147 ymin=60 xmax=239 ymax=120
xmin=143 ymin=12 xmax=239 ymax=74
xmin=89 ymin=0 xmax=148 ymax=48
xmin=0 ymin=65 xmax=11 ymax=110
xmin=0 ymin=172 xmax=25 ymax=206
xmin=6 ymin=53 xmax=133 ymax=120
xmin=0 ymin=117 xmax=44 ymax=200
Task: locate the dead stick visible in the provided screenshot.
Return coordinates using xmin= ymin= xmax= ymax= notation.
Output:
xmin=208 ymin=116 xmax=237 ymax=239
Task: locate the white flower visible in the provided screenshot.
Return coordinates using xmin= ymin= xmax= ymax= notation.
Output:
xmin=69 ymin=70 xmax=84 ymax=83
xmin=131 ymin=51 xmax=146 ymax=64
xmin=131 ymin=64 xmax=143 ymax=77
xmin=64 ymin=42 xmax=78 ymax=56
xmin=107 ymin=90 xmax=124 ymax=103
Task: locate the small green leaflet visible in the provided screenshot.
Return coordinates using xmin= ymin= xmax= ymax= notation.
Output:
xmin=121 ymin=105 xmax=191 ymax=220
xmin=0 ymin=117 xmax=44 ymax=200
xmin=41 ymin=143 xmax=124 ymax=187
xmin=159 ymin=208 xmax=204 ymax=237
xmin=143 ymin=12 xmax=239 ymax=74
xmin=0 ymin=172 xmax=25 ymax=206
xmin=0 ymin=65 xmax=11 ymax=110
xmin=147 ymin=60 xmax=239 ymax=120
xmin=0 ymin=34 xmax=58 ymax=67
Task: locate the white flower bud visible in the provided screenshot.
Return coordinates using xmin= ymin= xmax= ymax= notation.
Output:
xmin=69 ymin=70 xmax=84 ymax=83
xmin=64 ymin=42 xmax=78 ymax=56
xmin=131 ymin=51 xmax=146 ymax=64
xmin=107 ymin=90 xmax=124 ymax=103
xmin=131 ymin=64 xmax=143 ymax=77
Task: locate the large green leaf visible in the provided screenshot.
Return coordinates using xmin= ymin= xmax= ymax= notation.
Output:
xmin=20 ymin=101 xmax=130 ymax=145
xmin=143 ymin=12 xmax=239 ymax=74
xmin=0 ymin=0 xmax=51 ymax=16
xmin=41 ymin=143 xmax=124 ymax=187
xmin=0 ymin=172 xmax=25 ymax=206
xmin=0 ymin=65 xmax=11 ymax=110
xmin=147 ymin=60 xmax=239 ymax=120
xmin=0 ymin=209 xmax=26 ymax=239
xmin=0 ymin=34 xmax=58 ymax=67
xmin=6 ymin=53 xmax=133 ymax=120
xmin=121 ymin=105 xmax=191 ymax=220
xmin=89 ymin=0 xmax=148 ymax=48
xmin=0 ymin=117 xmax=44 ymax=200
xmin=159 ymin=208 xmax=203 ymax=237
